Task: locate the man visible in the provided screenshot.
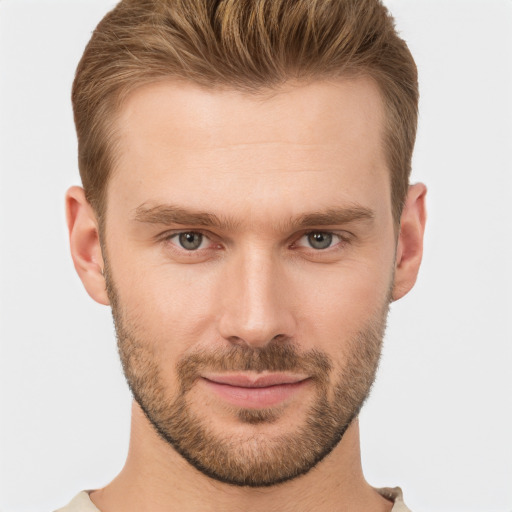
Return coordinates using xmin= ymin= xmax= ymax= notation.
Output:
xmin=59 ymin=0 xmax=426 ymax=510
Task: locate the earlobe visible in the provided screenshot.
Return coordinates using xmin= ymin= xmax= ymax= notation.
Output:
xmin=392 ymin=183 xmax=427 ymax=301
xmin=66 ymin=186 xmax=110 ymax=305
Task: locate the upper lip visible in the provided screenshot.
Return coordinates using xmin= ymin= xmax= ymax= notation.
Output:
xmin=202 ymin=373 xmax=309 ymax=388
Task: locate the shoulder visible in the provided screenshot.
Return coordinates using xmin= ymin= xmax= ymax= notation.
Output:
xmin=54 ymin=491 xmax=100 ymax=512
xmin=376 ymin=487 xmax=413 ymax=512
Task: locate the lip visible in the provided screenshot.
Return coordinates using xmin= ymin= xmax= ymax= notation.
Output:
xmin=200 ymin=373 xmax=310 ymax=409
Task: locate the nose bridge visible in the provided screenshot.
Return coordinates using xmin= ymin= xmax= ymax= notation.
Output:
xmin=217 ymin=243 xmax=295 ymax=347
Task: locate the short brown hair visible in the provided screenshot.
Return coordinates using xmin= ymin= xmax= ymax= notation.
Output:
xmin=72 ymin=0 xmax=418 ymax=224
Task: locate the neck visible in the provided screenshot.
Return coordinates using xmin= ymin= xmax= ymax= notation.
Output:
xmin=90 ymin=401 xmax=392 ymax=512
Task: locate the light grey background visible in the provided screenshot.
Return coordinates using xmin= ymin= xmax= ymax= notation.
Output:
xmin=0 ymin=1 xmax=511 ymax=510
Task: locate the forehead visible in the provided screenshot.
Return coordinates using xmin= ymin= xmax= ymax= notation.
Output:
xmin=108 ymin=77 xmax=390 ymax=225
xmin=114 ymin=77 xmax=385 ymax=159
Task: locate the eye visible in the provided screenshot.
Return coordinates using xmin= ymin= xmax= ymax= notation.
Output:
xmin=296 ymin=231 xmax=345 ymax=250
xmin=307 ymin=232 xmax=333 ymax=250
xmin=169 ymin=231 xmax=208 ymax=251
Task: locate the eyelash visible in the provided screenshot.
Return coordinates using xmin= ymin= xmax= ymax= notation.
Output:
xmin=293 ymin=231 xmax=350 ymax=251
xmin=161 ymin=230 xmax=220 ymax=254
xmin=160 ymin=229 xmax=351 ymax=254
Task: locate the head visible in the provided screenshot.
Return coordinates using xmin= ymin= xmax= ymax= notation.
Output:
xmin=67 ymin=0 xmax=426 ymax=488
xmin=72 ymin=0 xmax=419 ymax=227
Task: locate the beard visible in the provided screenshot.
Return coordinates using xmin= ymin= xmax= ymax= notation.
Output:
xmin=105 ymin=264 xmax=389 ymax=487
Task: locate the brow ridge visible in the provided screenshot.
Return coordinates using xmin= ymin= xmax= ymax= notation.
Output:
xmin=133 ymin=203 xmax=375 ymax=231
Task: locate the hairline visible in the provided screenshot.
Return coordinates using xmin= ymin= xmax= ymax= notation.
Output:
xmin=93 ymin=70 xmax=402 ymax=236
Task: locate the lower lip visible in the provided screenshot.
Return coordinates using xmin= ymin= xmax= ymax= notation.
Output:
xmin=201 ymin=378 xmax=309 ymax=408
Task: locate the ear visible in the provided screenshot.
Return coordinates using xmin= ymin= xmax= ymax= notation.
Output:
xmin=392 ymin=183 xmax=427 ymax=301
xmin=66 ymin=186 xmax=110 ymax=305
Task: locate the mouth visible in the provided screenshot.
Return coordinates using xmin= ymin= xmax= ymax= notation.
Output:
xmin=200 ymin=372 xmax=311 ymax=409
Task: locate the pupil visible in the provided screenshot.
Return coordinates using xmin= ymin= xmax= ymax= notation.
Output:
xmin=179 ymin=232 xmax=202 ymax=250
xmin=308 ymin=232 xmax=332 ymax=250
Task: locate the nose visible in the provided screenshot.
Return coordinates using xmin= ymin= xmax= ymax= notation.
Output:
xmin=216 ymin=247 xmax=296 ymax=349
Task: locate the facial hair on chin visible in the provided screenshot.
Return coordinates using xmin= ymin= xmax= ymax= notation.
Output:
xmin=104 ymin=260 xmax=389 ymax=487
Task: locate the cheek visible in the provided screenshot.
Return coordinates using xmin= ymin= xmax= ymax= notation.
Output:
xmin=108 ymin=224 xmax=395 ymax=365
xmin=294 ymin=258 xmax=393 ymax=355
xmin=114 ymin=261 xmax=220 ymax=352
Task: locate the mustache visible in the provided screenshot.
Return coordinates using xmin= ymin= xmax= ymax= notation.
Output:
xmin=176 ymin=342 xmax=332 ymax=392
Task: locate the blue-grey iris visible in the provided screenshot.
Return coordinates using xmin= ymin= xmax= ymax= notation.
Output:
xmin=308 ymin=232 xmax=332 ymax=250
xmin=179 ymin=232 xmax=203 ymax=250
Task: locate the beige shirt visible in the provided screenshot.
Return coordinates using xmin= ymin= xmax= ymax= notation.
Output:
xmin=55 ymin=487 xmax=412 ymax=511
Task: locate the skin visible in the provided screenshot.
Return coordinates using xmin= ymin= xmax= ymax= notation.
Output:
xmin=66 ymin=77 xmax=426 ymax=511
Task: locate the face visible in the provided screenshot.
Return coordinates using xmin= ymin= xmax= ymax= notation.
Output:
xmin=101 ymin=78 xmax=397 ymax=486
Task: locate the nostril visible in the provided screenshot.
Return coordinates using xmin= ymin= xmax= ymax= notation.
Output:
xmin=226 ymin=333 xmax=289 ymax=349
xmin=227 ymin=336 xmax=245 ymax=346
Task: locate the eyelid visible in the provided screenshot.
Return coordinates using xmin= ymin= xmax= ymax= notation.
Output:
xmin=292 ymin=230 xmax=352 ymax=248
xmin=156 ymin=228 xmax=351 ymax=255
xmin=156 ymin=229 xmax=219 ymax=251
xmin=158 ymin=228 xmax=215 ymax=242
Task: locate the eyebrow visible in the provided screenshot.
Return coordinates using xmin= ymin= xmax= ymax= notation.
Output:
xmin=133 ymin=203 xmax=375 ymax=231
xmin=295 ymin=207 xmax=374 ymax=228
xmin=134 ymin=204 xmax=239 ymax=230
